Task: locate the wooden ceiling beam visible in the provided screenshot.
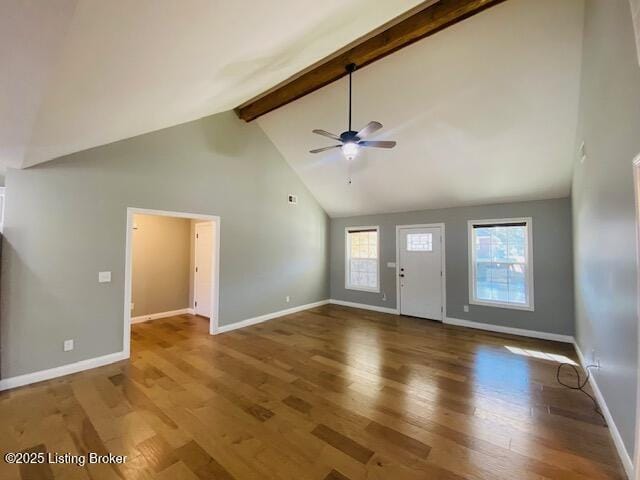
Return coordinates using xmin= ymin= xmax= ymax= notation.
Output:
xmin=235 ymin=0 xmax=507 ymax=122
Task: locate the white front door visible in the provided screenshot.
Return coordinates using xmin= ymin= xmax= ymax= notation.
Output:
xmin=398 ymin=226 xmax=443 ymax=320
xmin=194 ymin=222 xmax=214 ymax=317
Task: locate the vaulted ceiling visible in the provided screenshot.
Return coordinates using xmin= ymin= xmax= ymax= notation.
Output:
xmin=2 ymin=0 xmax=585 ymax=218
xmin=258 ymin=0 xmax=585 ymax=217
xmin=0 ymin=0 xmax=423 ymax=171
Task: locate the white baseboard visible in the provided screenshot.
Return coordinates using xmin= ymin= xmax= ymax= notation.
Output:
xmin=444 ymin=316 xmax=574 ymax=344
xmin=573 ymin=343 xmax=634 ymax=479
xmin=329 ymin=299 xmax=399 ymax=315
xmin=0 ymin=301 xmax=327 ymax=391
xmin=216 ymin=300 xmax=330 ymax=334
xmin=0 ymin=350 xmax=128 ymax=392
xmin=131 ymin=307 xmax=194 ymax=324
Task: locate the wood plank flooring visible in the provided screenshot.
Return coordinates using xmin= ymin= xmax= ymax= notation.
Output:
xmin=0 ymin=304 xmax=626 ymax=479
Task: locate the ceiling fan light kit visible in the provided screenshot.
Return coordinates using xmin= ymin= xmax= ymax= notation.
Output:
xmin=310 ymin=63 xmax=397 ymax=167
xmin=341 ymin=142 xmax=359 ymax=161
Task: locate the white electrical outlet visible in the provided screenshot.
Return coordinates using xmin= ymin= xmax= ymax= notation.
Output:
xmin=63 ymin=339 xmax=74 ymax=352
xmin=98 ymin=271 xmax=111 ymax=283
xmin=463 ymin=305 xmax=469 ymax=312
xmin=382 ymin=292 xmax=387 ymax=301
xmin=285 ymin=296 xmax=290 ymax=303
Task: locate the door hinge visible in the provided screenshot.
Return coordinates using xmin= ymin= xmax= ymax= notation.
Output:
xmin=196 ymin=233 xmax=199 ymax=239
xmin=196 ymin=266 xmax=198 ymax=273
xmin=195 ymin=301 xmax=198 ymax=307
xmin=440 ymin=270 xmax=443 ymax=276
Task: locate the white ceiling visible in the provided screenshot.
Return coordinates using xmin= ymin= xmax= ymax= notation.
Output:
xmin=3 ymin=0 xmax=586 ymax=218
xmin=0 ymin=0 xmax=77 ymax=171
xmin=0 ymin=0 xmax=424 ymax=171
xmin=258 ymin=0 xmax=585 ymax=217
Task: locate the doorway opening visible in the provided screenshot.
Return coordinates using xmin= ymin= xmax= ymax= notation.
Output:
xmin=123 ymin=208 xmax=220 ymax=357
xmin=396 ymin=223 xmax=446 ymax=321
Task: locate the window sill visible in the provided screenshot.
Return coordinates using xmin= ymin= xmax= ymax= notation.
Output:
xmin=469 ymin=299 xmax=534 ymax=312
xmin=346 ymin=286 xmax=380 ymax=294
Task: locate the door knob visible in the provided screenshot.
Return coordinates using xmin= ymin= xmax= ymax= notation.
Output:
xmin=399 ymin=274 xmax=405 ymax=278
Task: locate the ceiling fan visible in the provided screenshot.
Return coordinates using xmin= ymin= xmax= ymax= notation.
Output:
xmin=309 ymin=63 xmax=396 ymax=161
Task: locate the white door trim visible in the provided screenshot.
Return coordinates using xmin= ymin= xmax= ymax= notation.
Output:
xmin=0 ymin=186 xmax=6 ymax=233
xmin=123 ymin=207 xmax=221 ymax=358
xmin=633 ymin=154 xmax=640 ymax=479
xmin=395 ymin=223 xmax=446 ymax=321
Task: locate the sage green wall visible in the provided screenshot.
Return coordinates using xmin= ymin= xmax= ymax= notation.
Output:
xmin=330 ymin=198 xmax=574 ymax=336
xmin=572 ymin=0 xmax=640 ymax=456
xmin=0 ymin=111 xmax=329 ymax=379
xmin=132 ymin=214 xmax=191 ymax=317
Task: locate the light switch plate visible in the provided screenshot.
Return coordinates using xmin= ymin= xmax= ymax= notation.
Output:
xmin=463 ymin=305 xmax=469 ymax=312
xmin=98 ymin=271 xmax=111 ymax=283
xmin=63 ymin=339 xmax=74 ymax=352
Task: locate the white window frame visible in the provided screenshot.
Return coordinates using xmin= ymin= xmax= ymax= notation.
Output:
xmin=345 ymin=226 xmax=380 ymax=293
xmin=468 ymin=217 xmax=534 ymax=311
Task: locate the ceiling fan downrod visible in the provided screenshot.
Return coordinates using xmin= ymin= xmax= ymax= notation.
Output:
xmin=346 ymin=63 xmax=356 ymax=133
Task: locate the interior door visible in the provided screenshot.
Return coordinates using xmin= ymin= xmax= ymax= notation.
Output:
xmin=194 ymin=222 xmax=213 ymax=317
xmin=398 ymin=226 xmax=443 ymax=320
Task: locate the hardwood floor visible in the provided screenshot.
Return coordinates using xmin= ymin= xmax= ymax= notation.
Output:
xmin=0 ymin=304 xmax=626 ymax=479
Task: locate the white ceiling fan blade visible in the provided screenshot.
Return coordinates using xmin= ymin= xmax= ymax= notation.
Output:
xmin=356 ymin=121 xmax=382 ymax=139
xmin=359 ymin=140 xmax=396 ymax=149
xmin=310 ymin=145 xmax=341 ymax=153
xmin=312 ymin=129 xmax=341 ymax=141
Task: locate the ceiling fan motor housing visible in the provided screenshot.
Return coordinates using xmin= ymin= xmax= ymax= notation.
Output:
xmin=340 ymin=131 xmax=360 ymax=143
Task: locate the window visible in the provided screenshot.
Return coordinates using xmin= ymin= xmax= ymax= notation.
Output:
xmin=345 ymin=226 xmax=379 ymax=292
xmin=407 ymin=233 xmax=432 ymax=251
xmin=468 ymin=218 xmax=533 ymax=310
